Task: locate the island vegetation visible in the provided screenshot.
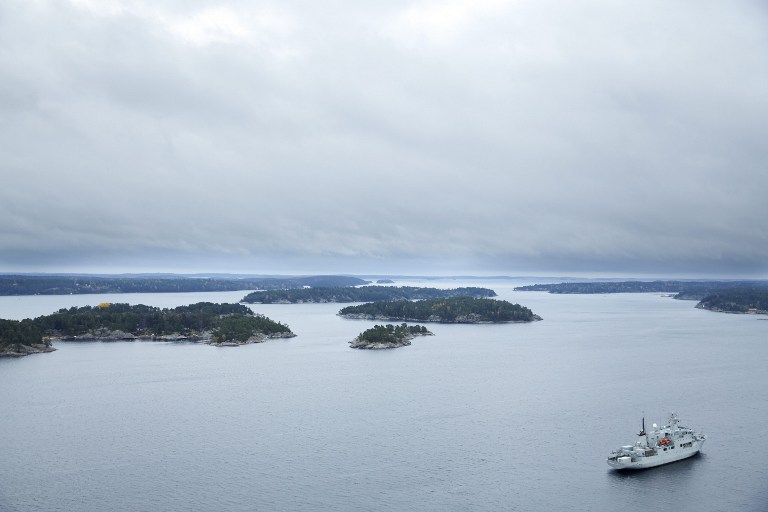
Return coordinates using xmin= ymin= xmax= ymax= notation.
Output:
xmin=349 ymin=323 xmax=433 ymax=349
xmin=339 ymin=297 xmax=541 ymax=323
xmin=0 ymin=274 xmax=368 ymax=296
xmin=0 ymin=302 xmax=295 ymax=357
xmin=242 ymin=285 xmax=495 ymax=304
xmin=0 ymin=319 xmax=54 ymax=357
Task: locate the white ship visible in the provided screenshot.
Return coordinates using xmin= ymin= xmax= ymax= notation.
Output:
xmin=607 ymin=413 xmax=706 ymax=470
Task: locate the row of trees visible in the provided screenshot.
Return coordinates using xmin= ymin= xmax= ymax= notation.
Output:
xmin=242 ymin=286 xmax=496 ymax=304
xmin=34 ymin=303 xmax=260 ymax=336
xmin=339 ymin=297 xmax=538 ymax=323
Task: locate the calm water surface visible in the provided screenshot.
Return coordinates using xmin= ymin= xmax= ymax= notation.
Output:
xmin=1 ymin=280 xmax=766 ymax=511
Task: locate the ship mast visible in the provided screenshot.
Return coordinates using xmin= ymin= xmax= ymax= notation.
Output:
xmin=636 ymin=415 xmax=649 ymax=447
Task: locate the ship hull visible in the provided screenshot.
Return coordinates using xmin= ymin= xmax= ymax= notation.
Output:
xmin=607 ymin=440 xmax=705 ymax=470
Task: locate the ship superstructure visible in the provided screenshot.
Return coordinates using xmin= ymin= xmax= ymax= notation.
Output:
xmin=607 ymin=413 xmax=706 ymax=469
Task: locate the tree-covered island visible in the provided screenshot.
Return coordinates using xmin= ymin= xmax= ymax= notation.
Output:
xmin=350 ymin=323 xmax=433 ymax=349
xmin=0 ymin=302 xmax=295 ymax=357
xmin=242 ymin=286 xmax=496 ymax=304
xmin=339 ymin=297 xmax=541 ymax=323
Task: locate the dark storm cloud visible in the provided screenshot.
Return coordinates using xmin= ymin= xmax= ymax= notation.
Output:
xmin=1 ymin=0 xmax=767 ymax=275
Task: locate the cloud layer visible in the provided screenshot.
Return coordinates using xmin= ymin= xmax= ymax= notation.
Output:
xmin=2 ymin=0 xmax=767 ymax=275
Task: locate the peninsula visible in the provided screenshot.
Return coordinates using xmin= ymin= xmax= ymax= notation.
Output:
xmin=696 ymin=288 xmax=768 ymax=314
xmin=0 ymin=302 xmax=295 ymax=357
xmin=514 ymin=280 xmax=768 ymax=315
xmin=350 ymin=323 xmax=433 ymax=349
xmin=241 ymin=286 xmax=496 ymax=304
xmin=339 ymin=297 xmax=541 ymax=323
xmin=514 ymin=280 xmax=768 ymax=300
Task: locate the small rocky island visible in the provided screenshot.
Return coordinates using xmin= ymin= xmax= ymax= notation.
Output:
xmin=350 ymin=323 xmax=433 ymax=349
xmin=339 ymin=297 xmax=541 ymax=323
xmin=0 ymin=302 xmax=295 ymax=357
xmin=242 ymin=285 xmax=496 ymax=304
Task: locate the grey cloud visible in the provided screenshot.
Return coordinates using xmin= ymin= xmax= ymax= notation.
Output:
xmin=1 ymin=0 xmax=767 ymax=276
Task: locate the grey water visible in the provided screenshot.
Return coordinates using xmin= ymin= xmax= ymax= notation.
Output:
xmin=1 ymin=279 xmax=767 ymax=512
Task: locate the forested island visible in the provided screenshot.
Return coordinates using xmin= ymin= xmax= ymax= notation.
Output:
xmin=0 ymin=302 xmax=294 ymax=357
xmin=241 ymin=286 xmax=496 ymax=304
xmin=515 ymin=280 xmax=768 ymax=300
xmin=349 ymin=323 xmax=433 ymax=349
xmin=0 ymin=275 xmax=368 ymax=296
xmin=339 ymin=297 xmax=541 ymax=323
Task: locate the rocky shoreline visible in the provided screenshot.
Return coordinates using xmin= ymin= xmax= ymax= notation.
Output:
xmin=695 ymin=304 xmax=768 ymax=315
xmin=341 ymin=313 xmax=543 ymax=323
xmin=50 ymin=329 xmax=297 ymax=347
xmin=0 ymin=344 xmax=57 ymax=358
xmin=209 ymin=331 xmax=297 ymax=347
xmin=349 ymin=331 xmax=433 ymax=350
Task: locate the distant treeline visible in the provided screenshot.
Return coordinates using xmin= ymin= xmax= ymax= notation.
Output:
xmin=0 ymin=275 xmax=368 ymax=296
xmin=0 ymin=302 xmax=292 ymax=352
xmin=242 ymin=286 xmax=496 ymax=304
xmin=514 ymin=280 xmax=768 ymax=300
xmin=339 ymin=297 xmax=539 ymax=323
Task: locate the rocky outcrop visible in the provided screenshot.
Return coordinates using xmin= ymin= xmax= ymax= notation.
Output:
xmin=349 ymin=337 xmax=413 ymax=350
xmin=349 ymin=337 xmax=413 ymax=349
xmin=57 ymin=329 xmax=140 ymax=341
xmin=0 ymin=344 xmax=57 ymax=358
xmin=52 ymin=330 xmax=296 ymax=346
xmin=349 ymin=330 xmax=433 ymax=350
xmin=209 ymin=331 xmax=296 ymax=347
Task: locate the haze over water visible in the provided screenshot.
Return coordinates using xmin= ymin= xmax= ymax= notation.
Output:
xmin=1 ymin=279 xmax=766 ymax=511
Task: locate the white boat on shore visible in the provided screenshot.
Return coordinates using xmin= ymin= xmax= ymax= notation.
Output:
xmin=607 ymin=413 xmax=706 ymax=470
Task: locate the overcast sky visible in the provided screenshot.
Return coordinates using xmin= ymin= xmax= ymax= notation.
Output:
xmin=1 ymin=0 xmax=766 ymax=277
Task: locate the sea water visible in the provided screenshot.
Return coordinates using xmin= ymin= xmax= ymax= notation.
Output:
xmin=1 ymin=280 xmax=766 ymax=511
